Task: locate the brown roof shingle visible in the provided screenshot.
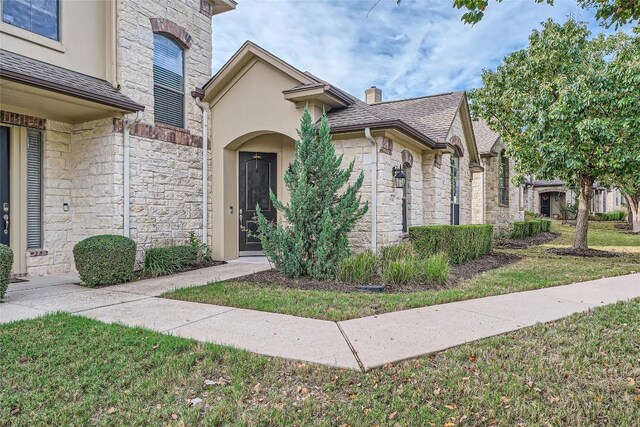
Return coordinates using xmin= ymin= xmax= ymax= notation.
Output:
xmin=0 ymin=49 xmax=144 ymax=112
xmin=472 ymin=119 xmax=500 ymax=155
xmin=325 ymin=91 xmax=465 ymax=146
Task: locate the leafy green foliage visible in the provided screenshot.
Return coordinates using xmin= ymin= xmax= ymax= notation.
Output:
xmin=469 ymin=19 xmax=640 ymax=249
xmin=590 ymin=211 xmax=627 ymax=221
xmin=409 ymin=225 xmax=493 ymax=264
xmin=382 ymin=253 xmax=450 ymax=285
xmin=0 ymin=244 xmax=13 ymax=301
xmin=73 ymin=235 xmax=136 ymax=287
xmin=511 ymin=220 xmax=551 ymax=238
xmin=255 ymin=108 xmax=368 ymax=280
xmin=143 ymin=245 xmax=199 ymax=277
xmin=337 ymin=251 xmax=377 ymax=283
xmin=453 ymin=0 xmax=639 ymax=28
xmin=379 ymin=242 xmax=416 ymax=273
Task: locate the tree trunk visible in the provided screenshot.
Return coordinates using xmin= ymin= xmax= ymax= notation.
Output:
xmin=573 ymin=176 xmax=593 ymax=250
xmin=623 ymin=193 xmax=640 ymax=233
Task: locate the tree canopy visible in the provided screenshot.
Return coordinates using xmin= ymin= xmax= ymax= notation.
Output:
xmin=469 ymin=19 xmax=640 ymax=247
xmin=452 ymin=0 xmax=639 ymax=28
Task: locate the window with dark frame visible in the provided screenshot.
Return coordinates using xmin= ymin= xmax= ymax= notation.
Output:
xmin=153 ymin=33 xmax=185 ymax=128
xmin=2 ymin=0 xmax=59 ymax=41
xmin=450 ymin=154 xmax=460 ymax=225
xmin=498 ymin=151 xmax=509 ymax=205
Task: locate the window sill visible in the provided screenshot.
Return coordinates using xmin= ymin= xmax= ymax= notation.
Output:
xmin=27 ymin=249 xmax=49 ymax=257
xmin=498 ymin=203 xmax=510 ymax=208
xmin=1 ymin=24 xmax=65 ymax=53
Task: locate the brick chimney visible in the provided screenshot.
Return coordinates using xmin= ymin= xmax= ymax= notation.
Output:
xmin=365 ymin=86 xmax=382 ymax=104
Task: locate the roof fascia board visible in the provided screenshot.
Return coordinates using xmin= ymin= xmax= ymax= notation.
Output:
xmin=0 ymin=69 xmax=144 ymax=112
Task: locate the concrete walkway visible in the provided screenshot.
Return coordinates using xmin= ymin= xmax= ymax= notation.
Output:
xmin=2 ymin=264 xmax=639 ymax=371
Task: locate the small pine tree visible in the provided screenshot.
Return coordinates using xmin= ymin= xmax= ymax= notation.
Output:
xmin=256 ymin=107 xmax=368 ymax=280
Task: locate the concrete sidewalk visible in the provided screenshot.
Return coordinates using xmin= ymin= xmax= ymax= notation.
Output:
xmin=1 ymin=266 xmax=639 ymax=371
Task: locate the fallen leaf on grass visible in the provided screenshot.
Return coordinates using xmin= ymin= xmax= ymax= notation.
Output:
xmin=444 ymin=403 xmax=457 ymax=410
xmin=626 ymin=377 xmax=635 ymax=386
xmin=107 ymin=407 xmax=116 ymax=415
xmin=547 ymin=396 xmax=561 ymax=403
xmin=171 ymin=413 xmax=178 ymax=420
xmin=443 ymin=422 xmax=456 ymax=427
xmin=11 ymin=407 xmax=20 ymax=416
xmin=500 ymin=396 xmax=511 ymax=404
xmin=152 ymin=343 xmax=160 ymax=349
xmin=388 ymin=411 xmax=397 ymax=419
xmin=468 ymin=354 xmax=477 ymax=363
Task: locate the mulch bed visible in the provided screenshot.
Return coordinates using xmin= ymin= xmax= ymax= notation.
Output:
xmin=494 ymin=232 xmax=561 ymax=249
xmin=545 ymin=248 xmax=621 ymax=258
xmin=229 ymin=251 xmax=521 ymax=294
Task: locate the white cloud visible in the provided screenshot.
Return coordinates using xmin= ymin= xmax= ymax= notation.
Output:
xmin=211 ymin=0 xmax=624 ymax=101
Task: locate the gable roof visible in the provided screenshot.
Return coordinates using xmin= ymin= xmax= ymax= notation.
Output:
xmin=203 ymin=42 xmax=479 ymax=159
xmin=472 ymin=119 xmax=501 ymax=155
xmin=0 ymin=49 xmax=144 ymax=112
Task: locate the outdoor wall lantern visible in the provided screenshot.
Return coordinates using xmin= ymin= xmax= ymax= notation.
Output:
xmin=392 ymin=166 xmax=406 ymax=189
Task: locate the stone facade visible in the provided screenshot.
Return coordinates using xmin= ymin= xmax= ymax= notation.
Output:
xmin=472 ymin=154 xmax=524 ymax=232
xmin=23 ymin=0 xmax=214 ymax=275
xmin=334 ymin=113 xmax=476 ymax=252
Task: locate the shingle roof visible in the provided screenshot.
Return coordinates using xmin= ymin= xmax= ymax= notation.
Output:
xmin=325 ymin=91 xmax=465 ymax=145
xmin=0 ymin=49 xmax=144 ymax=112
xmin=472 ymin=119 xmax=500 ymax=155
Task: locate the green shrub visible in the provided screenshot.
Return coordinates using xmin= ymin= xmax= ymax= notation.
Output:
xmin=511 ymin=220 xmax=551 ymax=238
xmin=379 ymin=242 xmax=415 ymax=273
xmin=73 ymin=235 xmax=136 ymax=287
xmin=590 ymin=211 xmax=627 ymax=221
xmin=143 ymin=245 xmax=199 ymax=277
xmin=382 ymin=259 xmax=419 ymax=285
xmin=0 ymin=244 xmax=13 ymax=300
xmin=337 ymin=250 xmax=377 ymax=283
xmin=417 ymin=252 xmax=450 ymax=284
xmin=408 ymin=224 xmax=493 ymax=264
xmin=382 ymin=253 xmax=450 ymax=285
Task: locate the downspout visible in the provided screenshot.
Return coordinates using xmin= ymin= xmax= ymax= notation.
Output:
xmin=365 ymin=128 xmax=377 ymax=253
xmin=194 ymin=96 xmax=209 ymax=246
xmin=122 ymin=111 xmax=143 ymax=238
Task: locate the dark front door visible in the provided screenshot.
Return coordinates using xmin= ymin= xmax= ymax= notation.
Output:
xmin=541 ymin=194 xmax=551 ymax=217
xmin=0 ymin=127 xmax=9 ymax=246
xmin=239 ymin=152 xmax=277 ymax=254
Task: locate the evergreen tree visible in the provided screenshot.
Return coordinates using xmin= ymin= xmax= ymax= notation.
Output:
xmin=256 ymin=108 xmax=368 ymax=280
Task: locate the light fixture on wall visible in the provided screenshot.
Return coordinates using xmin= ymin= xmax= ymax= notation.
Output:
xmin=392 ymin=166 xmax=406 ymax=189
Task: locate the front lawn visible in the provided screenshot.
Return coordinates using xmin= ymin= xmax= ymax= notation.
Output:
xmin=2 ymin=300 xmax=639 ymax=426
xmin=164 ymin=221 xmax=639 ymax=321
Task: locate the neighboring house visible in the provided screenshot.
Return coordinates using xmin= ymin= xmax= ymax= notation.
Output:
xmin=0 ymin=0 xmax=235 ymax=276
xmin=199 ymin=42 xmax=483 ymax=259
xmin=522 ymin=180 xmax=623 ymax=218
xmin=471 ymin=119 xmax=524 ymax=230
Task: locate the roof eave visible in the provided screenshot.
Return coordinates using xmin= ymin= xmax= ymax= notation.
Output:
xmin=330 ymin=120 xmax=443 ymax=150
xmin=0 ymin=70 xmax=144 ymax=112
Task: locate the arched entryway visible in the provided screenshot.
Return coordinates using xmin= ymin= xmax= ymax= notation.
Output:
xmin=211 ymin=131 xmax=296 ymax=260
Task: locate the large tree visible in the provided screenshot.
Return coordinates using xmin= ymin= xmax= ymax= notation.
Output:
xmin=255 ymin=108 xmax=368 ymax=280
xmin=470 ymin=19 xmax=640 ymax=249
xmin=452 ymin=0 xmax=640 ymax=28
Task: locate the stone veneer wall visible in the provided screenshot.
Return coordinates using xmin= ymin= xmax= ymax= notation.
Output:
xmin=334 ymin=121 xmax=475 ymax=253
xmin=472 ymin=155 xmax=523 ymax=231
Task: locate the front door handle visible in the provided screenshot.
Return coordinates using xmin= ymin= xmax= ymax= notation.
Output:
xmin=2 ymin=214 xmax=8 ymax=235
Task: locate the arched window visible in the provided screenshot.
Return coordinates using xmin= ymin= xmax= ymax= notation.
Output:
xmin=450 ymin=154 xmax=460 ymax=225
xmin=153 ymin=34 xmax=184 ymax=128
xmin=498 ymin=150 xmax=509 ymax=205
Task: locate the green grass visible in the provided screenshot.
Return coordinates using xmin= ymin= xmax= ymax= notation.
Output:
xmin=2 ymin=301 xmax=640 ymax=426
xmin=165 ymin=221 xmax=639 ymax=321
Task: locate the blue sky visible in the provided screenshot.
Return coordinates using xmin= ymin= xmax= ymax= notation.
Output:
xmin=211 ymin=0 xmax=615 ymax=102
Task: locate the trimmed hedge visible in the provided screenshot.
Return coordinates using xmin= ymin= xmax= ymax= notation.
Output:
xmin=590 ymin=211 xmax=627 ymax=221
xmin=408 ymin=224 xmax=493 ymax=264
xmin=511 ymin=219 xmax=551 ymax=239
xmin=73 ymin=235 xmax=136 ymax=287
xmin=143 ymin=245 xmax=199 ymax=277
xmin=0 ymin=244 xmax=13 ymax=300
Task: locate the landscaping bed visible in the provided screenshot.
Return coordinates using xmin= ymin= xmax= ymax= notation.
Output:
xmin=231 ymin=251 xmax=520 ymax=293
xmin=3 ymin=300 xmax=639 ymax=426
xmin=546 ymin=247 xmax=621 ymax=258
xmin=495 ymin=231 xmax=561 ymax=249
